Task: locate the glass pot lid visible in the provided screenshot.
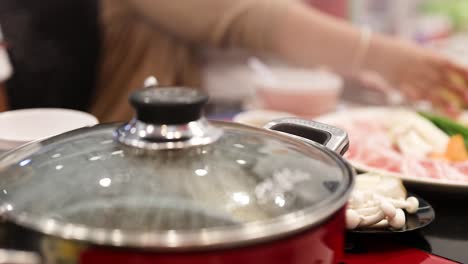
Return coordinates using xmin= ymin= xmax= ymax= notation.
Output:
xmin=0 ymin=86 xmax=353 ymax=249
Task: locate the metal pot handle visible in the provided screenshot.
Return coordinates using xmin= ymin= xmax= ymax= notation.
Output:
xmin=264 ymin=118 xmax=349 ymax=155
xmin=0 ymin=249 xmax=40 ymax=264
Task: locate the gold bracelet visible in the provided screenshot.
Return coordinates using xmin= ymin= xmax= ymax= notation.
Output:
xmin=351 ymin=27 xmax=372 ymax=74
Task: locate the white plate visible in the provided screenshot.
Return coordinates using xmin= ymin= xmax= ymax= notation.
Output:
xmin=232 ymin=110 xmax=295 ymax=127
xmin=316 ymin=107 xmax=468 ymax=192
xmin=0 ymin=108 xmax=98 ymax=151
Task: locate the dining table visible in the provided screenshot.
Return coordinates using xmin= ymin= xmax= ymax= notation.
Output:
xmin=342 ymin=186 xmax=468 ymax=263
xmin=206 ymin=102 xmax=468 ymax=264
xmin=0 ymin=101 xmax=466 ymax=264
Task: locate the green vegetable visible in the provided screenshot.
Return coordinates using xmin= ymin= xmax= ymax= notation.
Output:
xmin=422 ymin=0 xmax=468 ymax=31
xmin=419 ymin=111 xmax=468 ymax=149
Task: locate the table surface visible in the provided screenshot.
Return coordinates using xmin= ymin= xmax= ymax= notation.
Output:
xmin=343 ymin=185 xmax=468 ymax=263
xmin=0 ymin=104 xmax=467 ymax=263
xmin=0 ymin=148 xmax=465 ymax=263
xmin=406 ymin=186 xmax=468 ymax=263
xmin=206 ymin=106 xmax=468 ymax=263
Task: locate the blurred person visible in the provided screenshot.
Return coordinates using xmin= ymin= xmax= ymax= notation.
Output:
xmin=303 ymin=0 xmax=348 ymax=18
xmin=1 ymin=0 xmax=468 ymax=122
xmin=0 ymin=0 xmax=99 ymax=114
xmin=0 ymin=25 xmax=11 ymax=112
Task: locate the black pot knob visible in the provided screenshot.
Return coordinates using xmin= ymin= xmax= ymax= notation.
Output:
xmin=129 ymin=87 xmax=209 ymax=125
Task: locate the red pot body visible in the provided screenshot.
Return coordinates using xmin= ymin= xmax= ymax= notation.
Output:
xmin=80 ymin=208 xmax=345 ymax=264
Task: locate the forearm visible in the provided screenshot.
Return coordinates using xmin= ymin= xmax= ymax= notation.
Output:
xmin=126 ymin=0 xmax=396 ymax=75
xmin=125 ymin=0 xmax=287 ymax=51
xmin=126 ymin=0 xmax=245 ymax=45
xmin=272 ymin=2 xmax=392 ymax=74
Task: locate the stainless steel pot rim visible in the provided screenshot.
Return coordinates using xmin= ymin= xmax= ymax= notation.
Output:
xmin=0 ymin=123 xmax=354 ymax=249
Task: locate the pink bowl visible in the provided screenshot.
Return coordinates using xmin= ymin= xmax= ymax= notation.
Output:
xmin=254 ymin=68 xmax=343 ymax=117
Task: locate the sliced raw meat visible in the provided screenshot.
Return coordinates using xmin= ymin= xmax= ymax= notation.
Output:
xmin=331 ymin=116 xmax=468 ymax=183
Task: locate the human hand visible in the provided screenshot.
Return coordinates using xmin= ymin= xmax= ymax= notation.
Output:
xmin=367 ymin=38 xmax=468 ymax=116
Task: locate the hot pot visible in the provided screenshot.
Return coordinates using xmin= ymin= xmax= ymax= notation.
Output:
xmin=0 ymin=84 xmax=354 ymax=264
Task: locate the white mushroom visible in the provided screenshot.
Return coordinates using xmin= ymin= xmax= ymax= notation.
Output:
xmin=346 ymin=173 xmax=420 ymax=231
xmin=356 ymin=206 xmax=380 ymax=216
xmin=348 ymin=191 xmax=366 ymax=209
xmin=346 ymin=209 xmax=360 ymax=229
xmin=379 ymin=196 xmax=419 ymax=214
xmin=404 ymin=197 xmax=419 ymax=214
xmin=379 ymin=199 xmax=396 ymax=218
xmin=358 ymin=210 xmax=386 ymax=227
xmin=370 ymin=219 xmax=389 ymax=228
xmin=388 ymin=209 xmax=406 ymax=229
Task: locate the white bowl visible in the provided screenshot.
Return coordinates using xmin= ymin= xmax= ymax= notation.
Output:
xmin=0 ymin=108 xmax=98 ymax=151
